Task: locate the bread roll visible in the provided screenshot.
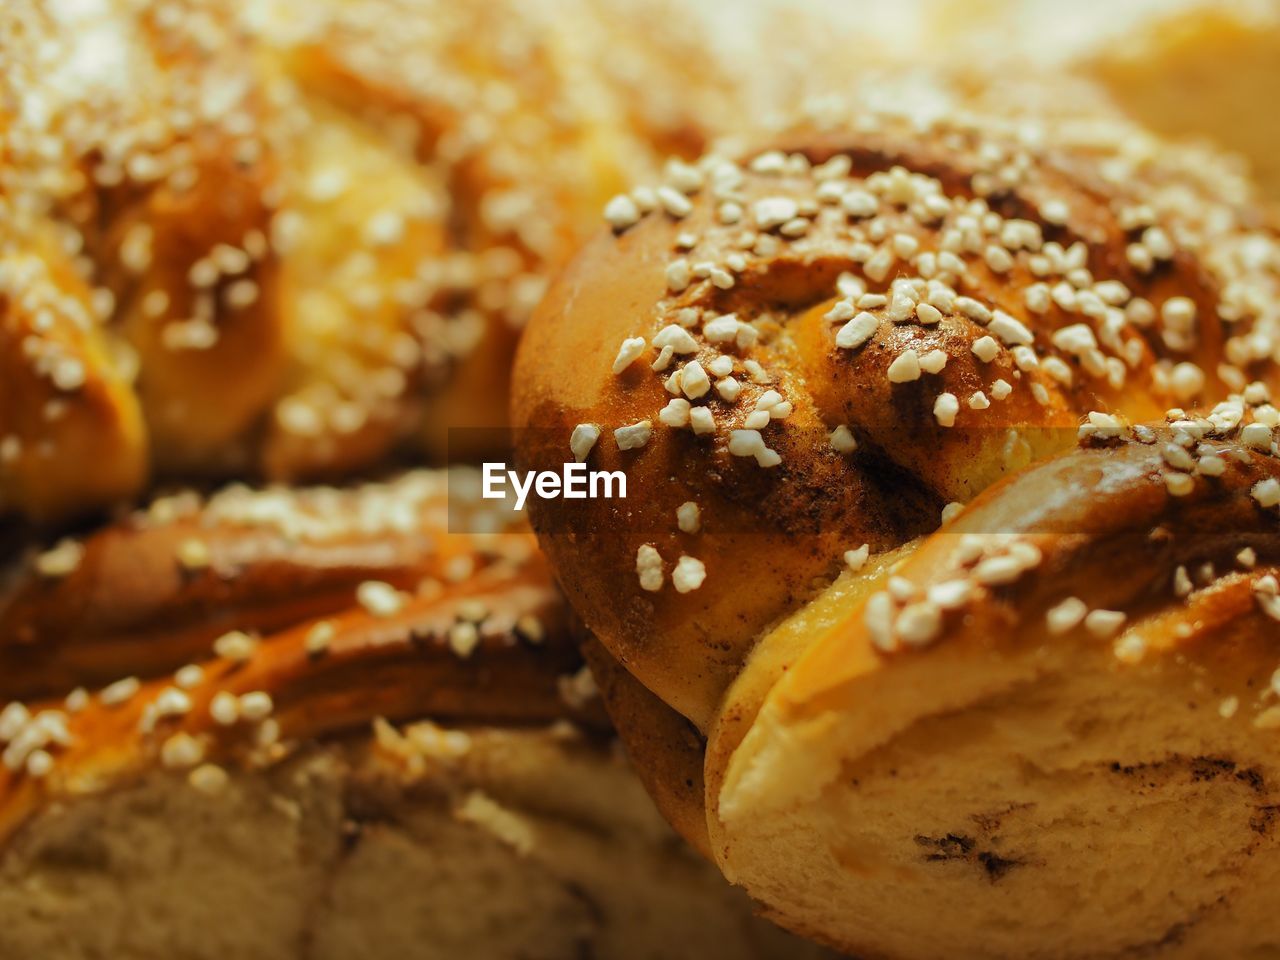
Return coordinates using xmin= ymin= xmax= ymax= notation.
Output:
xmin=0 ymin=0 xmax=733 ymax=522
xmin=0 ymin=467 xmax=830 ymax=959
xmin=513 ymin=91 xmax=1280 ymax=957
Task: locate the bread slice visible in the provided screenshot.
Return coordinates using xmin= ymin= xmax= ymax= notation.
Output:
xmin=0 ymin=722 xmax=827 ymax=960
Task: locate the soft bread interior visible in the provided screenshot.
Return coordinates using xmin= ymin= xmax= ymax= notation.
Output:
xmin=0 ymin=725 xmax=826 ymax=960
xmin=709 ymin=578 xmax=1280 ymax=960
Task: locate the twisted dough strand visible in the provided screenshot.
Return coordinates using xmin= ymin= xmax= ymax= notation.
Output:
xmin=514 ymin=90 xmax=1280 ymax=958
xmin=0 ymin=0 xmax=734 ymax=522
xmin=0 ymin=467 xmax=594 ymax=847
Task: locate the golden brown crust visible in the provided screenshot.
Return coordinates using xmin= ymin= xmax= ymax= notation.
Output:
xmin=515 ymin=99 xmax=1280 ymax=729
xmin=512 ymin=89 xmax=1280 ymax=956
xmin=581 ymin=636 xmax=711 ymax=859
xmin=0 ymin=474 xmax=535 ymax=698
xmin=0 ymin=468 xmax=599 ymax=846
xmin=0 ymin=0 xmax=734 ymax=523
xmin=703 ymin=421 xmax=1280 ymax=959
xmin=0 ymin=227 xmax=148 ymax=521
xmin=715 ymin=421 xmax=1280 ymax=821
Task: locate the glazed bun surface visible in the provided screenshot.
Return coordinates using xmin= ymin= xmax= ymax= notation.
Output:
xmin=0 ymin=471 xmax=833 ymax=960
xmin=513 ymin=90 xmax=1280 ymax=958
xmin=0 ymin=0 xmax=733 ymax=523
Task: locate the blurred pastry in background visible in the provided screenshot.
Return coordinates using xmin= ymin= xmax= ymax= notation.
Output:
xmin=923 ymin=0 xmax=1280 ymax=199
xmin=0 ymin=468 xmax=829 ymax=960
xmin=0 ymin=0 xmax=737 ymax=524
xmin=1084 ymin=0 xmax=1280 ymax=200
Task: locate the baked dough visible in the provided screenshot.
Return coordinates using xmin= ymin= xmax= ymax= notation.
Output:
xmin=513 ymin=89 xmax=1280 ymax=958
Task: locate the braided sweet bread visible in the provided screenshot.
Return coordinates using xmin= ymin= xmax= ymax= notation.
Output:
xmin=0 ymin=468 xmax=828 ymax=959
xmin=0 ymin=0 xmax=730 ymax=522
xmin=512 ymin=93 xmax=1280 ymax=957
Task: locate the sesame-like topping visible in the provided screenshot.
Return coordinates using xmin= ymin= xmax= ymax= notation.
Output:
xmin=971 ymin=336 xmax=999 ymax=362
xmin=238 ymin=692 xmax=274 ymax=723
xmin=973 ymin=555 xmax=1026 ymax=586
xmin=560 ymin=86 xmax=1280 ymax=692
xmin=1256 ymin=576 xmax=1280 ymax=622
xmin=1078 ymin=412 xmax=1130 ymax=443
xmin=558 ymin=665 xmax=599 ymax=711
xmin=844 ymin=545 xmax=870 ymax=572
xmin=933 ymin=393 xmax=959 ymax=428
xmin=677 ymin=501 xmax=701 ymax=533
xmin=35 ymin=539 xmax=84 ymax=578
xmin=657 ymin=186 xmax=693 ymax=219
xmin=829 ymin=425 xmax=857 ymax=454
xmin=672 ymin=556 xmax=707 ymax=594
xmin=176 ymin=538 xmax=212 ymax=571
xmin=1085 ymin=609 xmax=1127 ymax=639
xmin=636 ymin=544 xmax=664 ymax=592
xmin=189 ymin=763 xmax=230 ymax=794
xmin=716 ymin=377 xmax=742 ymax=402
xmin=64 ymin=688 xmax=89 ymax=713
xmin=665 ymin=259 xmax=692 ymax=292
xmin=2 ymin=703 xmax=33 ymax=740
xmin=570 ymin=423 xmax=601 ymax=463
xmin=1173 ymin=566 xmax=1194 ymax=598
xmin=1252 ymin=478 xmax=1280 ymax=509
xmin=515 ymin=614 xmax=545 ymax=644
xmin=210 ymin=691 xmax=240 ymax=727
xmin=659 ymin=399 xmax=692 ymax=427
xmin=100 ymin=677 xmax=141 ymax=707
xmin=153 ymin=687 xmax=193 ymax=721
xmin=653 ymin=324 xmax=699 ymax=353
xmin=612 ymin=337 xmax=647 ymax=374
xmin=305 ymin=620 xmax=336 ymax=657
xmin=25 ymin=751 xmax=54 ymax=779
xmin=161 ymin=733 xmax=205 ymax=770
xmin=615 ymin=420 xmax=653 ymax=451
xmin=835 ymin=312 xmax=880 ymax=350
xmin=929 ymin=580 xmax=974 ymax=610
xmin=448 ymin=621 xmax=480 ymax=658
xmin=895 ymin=602 xmax=942 ymax=646
xmin=456 ymin=599 xmax=488 ymax=623
xmin=728 ymin=429 xmax=780 ymax=467
xmin=1114 ymin=634 xmax=1147 ymax=664
xmin=754 ymin=197 xmax=799 ymax=230
xmin=886 ymin=350 xmax=922 ymax=383
xmin=213 ymin=630 xmax=258 ymax=662
xmin=988 ymin=312 xmax=1034 ymax=347
xmin=916 ymin=303 xmax=943 ymax=325
xmin=680 ymin=361 xmax=711 ymax=399
xmin=921 ymin=348 xmax=952 ymax=373
xmin=604 ymin=194 xmax=641 ymax=231
xmin=357 ymin=580 xmax=406 ymax=618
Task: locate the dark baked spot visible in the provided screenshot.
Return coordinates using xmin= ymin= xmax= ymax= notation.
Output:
xmin=914 ymin=832 xmax=1025 ymax=882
